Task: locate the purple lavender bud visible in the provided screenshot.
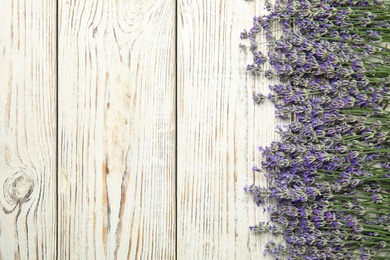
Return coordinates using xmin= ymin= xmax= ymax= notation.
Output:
xmin=253 ymin=92 xmax=267 ymax=104
xmin=265 ymin=2 xmax=272 ymax=12
xmin=246 ymin=64 xmax=255 ymax=71
xmin=252 ymin=165 xmax=261 ymax=172
xmin=353 ymin=224 xmax=363 ymax=234
xmin=349 ymin=150 xmax=360 ymax=159
xmin=350 ymin=179 xmax=361 ymax=188
xmin=267 ymin=93 xmax=278 ymax=103
xmin=240 ymin=29 xmax=249 ymax=39
xmin=372 ymin=193 xmax=383 ymax=204
xmin=264 ymin=69 xmax=274 ymax=79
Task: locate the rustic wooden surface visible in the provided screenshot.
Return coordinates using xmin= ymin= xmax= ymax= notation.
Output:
xmin=0 ymin=0 xmax=57 ymax=259
xmin=0 ymin=0 xmax=281 ymax=259
xmin=177 ymin=1 xmax=282 ymax=259
xmin=58 ymin=0 xmax=176 ymax=259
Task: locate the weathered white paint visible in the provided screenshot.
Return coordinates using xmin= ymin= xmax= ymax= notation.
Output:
xmin=57 ymin=0 xmax=176 ymax=259
xmin=0 ymin=0 xmax=57 ymax=259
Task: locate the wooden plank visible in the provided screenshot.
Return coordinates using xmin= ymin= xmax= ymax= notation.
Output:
xmin=177 ymin=1 xmax=283 ymax=258
xmin=58 ymin=0 xmax=176 ymax=259
xmin=0 ymin=0 xmax=57 ymax=259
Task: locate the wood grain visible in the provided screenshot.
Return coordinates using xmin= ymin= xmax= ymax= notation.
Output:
xmin=58 ymin=0 xmax=176 ymax=259
xmin=0 ymin=0 xmax=285 ymax=258
xmin=177 ymin=1 xmax=284 ymax=259
xmin=0 ymin=0 xmax=57 ymax=259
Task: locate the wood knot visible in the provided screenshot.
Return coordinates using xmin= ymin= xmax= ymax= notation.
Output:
xmin=4 ymin=171 xmax=34 ymax=204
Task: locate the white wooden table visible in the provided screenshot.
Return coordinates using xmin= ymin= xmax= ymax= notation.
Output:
xmin=0 ymin=1 xmax=282 ymax=259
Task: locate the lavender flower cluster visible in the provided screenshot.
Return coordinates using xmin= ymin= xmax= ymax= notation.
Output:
xmin=242 ymin=0 xmax=390 ymax=259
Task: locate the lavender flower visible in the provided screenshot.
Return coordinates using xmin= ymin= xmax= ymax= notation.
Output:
xmin=243 ymin=0 xmax=390 ymax=258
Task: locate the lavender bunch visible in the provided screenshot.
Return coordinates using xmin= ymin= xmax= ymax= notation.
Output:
xmin=243 ymin=0 xmax=390 ymax=259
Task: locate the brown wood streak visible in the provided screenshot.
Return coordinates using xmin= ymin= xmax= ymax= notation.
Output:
xmin=0 ymin=0 xmax=57 ymax=259
xmin=101 ymin=159 xmax=108 ymax=256
xmin=58 ymin=0 xmax=176 ymax=259
xmin=114 ymin=163 xmax=130 ymax=259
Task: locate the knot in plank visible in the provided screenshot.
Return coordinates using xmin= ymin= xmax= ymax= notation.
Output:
xmin=4 ymin=171 xmax=34 ymax=204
